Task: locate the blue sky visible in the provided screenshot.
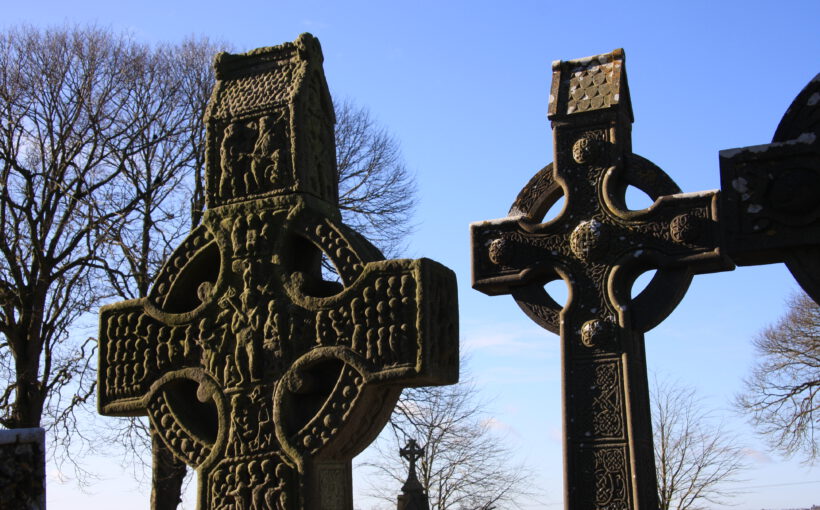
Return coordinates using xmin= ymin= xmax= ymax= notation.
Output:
xmin=4 ymin=1 xmax=820 ymax=508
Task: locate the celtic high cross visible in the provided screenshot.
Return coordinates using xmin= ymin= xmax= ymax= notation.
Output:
xmin=98 ymin=33 xmax=458 ymax=510
xmin=471 ymin=50 xmax=819 ymax=510
xmin=397 ymin=439 xmax=428 ymax=510
xmin=399 ymin=439 xmax=424 ymax=482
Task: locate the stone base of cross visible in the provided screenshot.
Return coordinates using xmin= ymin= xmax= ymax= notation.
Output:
xmin=98 ymin=34 xmax=459 ymax=510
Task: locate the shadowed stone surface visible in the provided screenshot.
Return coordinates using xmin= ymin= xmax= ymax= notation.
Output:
xmin=471 ymin=50 xmax=819 ymax=510
xmin=0 ymin=428 xmax=45 ymax=510
xmin=97 ymin=33 xmax=458 ymax=510
xmin=719 ymin=74 xmax=820 ymax=301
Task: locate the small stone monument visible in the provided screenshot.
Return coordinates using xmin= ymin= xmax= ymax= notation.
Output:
xmin=471 ymin=50 xmax=818 ymax=510
xmin=97 ymin=33 xmax=458 ymax=510
xmin=0 ymin=427 xmax=46 ymax=510
xmin=396 ymin=439 xmax=429 ymax=510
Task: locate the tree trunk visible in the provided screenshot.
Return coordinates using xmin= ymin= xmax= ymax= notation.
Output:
xmin=11 ymin=362 xmax=44 ymax=428
xmin=150 ymin=425 xmax=187 ymax=510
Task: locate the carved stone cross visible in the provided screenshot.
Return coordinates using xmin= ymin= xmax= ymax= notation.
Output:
xmin=471 ymin=50 xmax=819 ymax=510
xmin=397 ymin=440 xmax=428 ymax=510
xmin=399 ymin=439 xmax=424 ymax=484
xmin=471 ymin=50 xmax=734 ymax=510
xmin=98 ymin=33 xmax=458 ymax=510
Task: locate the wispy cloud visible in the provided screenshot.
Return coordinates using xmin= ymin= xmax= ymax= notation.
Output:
xmin=547 ymin=425 xmax=563 ymax=443
xmin=301 ymin=19 xmax=330 ymax=30
xmin=49 ymin=468 xmax=71 ymax=484
xmin=742 ymin=448 xmax=774 ymax=464
xmin=462 ymin=320 xmax=556 ymax=358
xmin=481 ymin=416 xmax=519 ymax=436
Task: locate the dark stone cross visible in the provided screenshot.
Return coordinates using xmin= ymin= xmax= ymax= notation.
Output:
xmin=471 ymin=49 xmax=819 ymax=510
xmin=399 ymin=439 xmax=424 ymax=482
xmin=97 ymin=33 xmax=458 ymax=510
xmin=397 ymin=439 xmax=429 ymax=510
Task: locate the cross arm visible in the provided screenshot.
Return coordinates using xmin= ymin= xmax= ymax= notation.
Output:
xmin=302 ymin=257 xmax=459 ymax=386
xmin=98 ymin=300 xmax=204 ymax=416
xmin=470 ymin=215 xmax=560 ymax=296
xmin=719 ymin=73 xmax=820 ymax=300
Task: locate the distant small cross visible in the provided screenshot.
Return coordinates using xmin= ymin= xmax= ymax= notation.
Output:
xmin=397 ymin=438 xmax=428 ymax=510
xmin=400 ymin=439 xmax=424 ymax=480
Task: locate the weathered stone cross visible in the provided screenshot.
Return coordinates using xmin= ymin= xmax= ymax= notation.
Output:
xmin=98 ymin=34 xmax=458 ymax=510
xmin=399 ymin=439 xmax=424 ymax=486
xmin=397 ymin=439 xmax=428 ymax=510
xmin=471 ymin=49 xmax=732 ymax=509
xmin=471 ymin=50 xmax=819 ymax=510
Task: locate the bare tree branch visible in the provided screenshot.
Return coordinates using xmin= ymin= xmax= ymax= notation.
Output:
xmin=736 ymin=291 xmax=820 ymax=464
xmin=0 ymin=26 xmax=225 ymax=489
xmin=361 ymin=374 xmax=539 ymax=510
xmin=334 ymin=99 xmax=416 ymax=258
xmin=652 ymin=378 xmax=747 ymax=510
xmin=0 ymin=26 xmax=154 ymax=440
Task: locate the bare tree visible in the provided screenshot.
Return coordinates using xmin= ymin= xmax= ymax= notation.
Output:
xmin=176 ymin=36 xmax=221 ymax=229
xmin=104 ymin=39 xmax=223 ymax=301
xmin=736 ymin=291 xmax=820 ymax=464
xmin=0 ymin=25 xmax=170 ymax=473
xmin=652 ymin=378 xmax=747 ymax=510
xmin=362 ymin=378 xmax=536 ymax=510
xmin=335 ymin=98 xmax=416 ymax=257
xmin=0 ymin=23 xmax=417 ymax=504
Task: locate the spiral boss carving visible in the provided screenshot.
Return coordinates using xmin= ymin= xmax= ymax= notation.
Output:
xmin=97 ymin=34 xmax=458 ymax=510
xmin=471 ymin=49 xmax=819 ymax=510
